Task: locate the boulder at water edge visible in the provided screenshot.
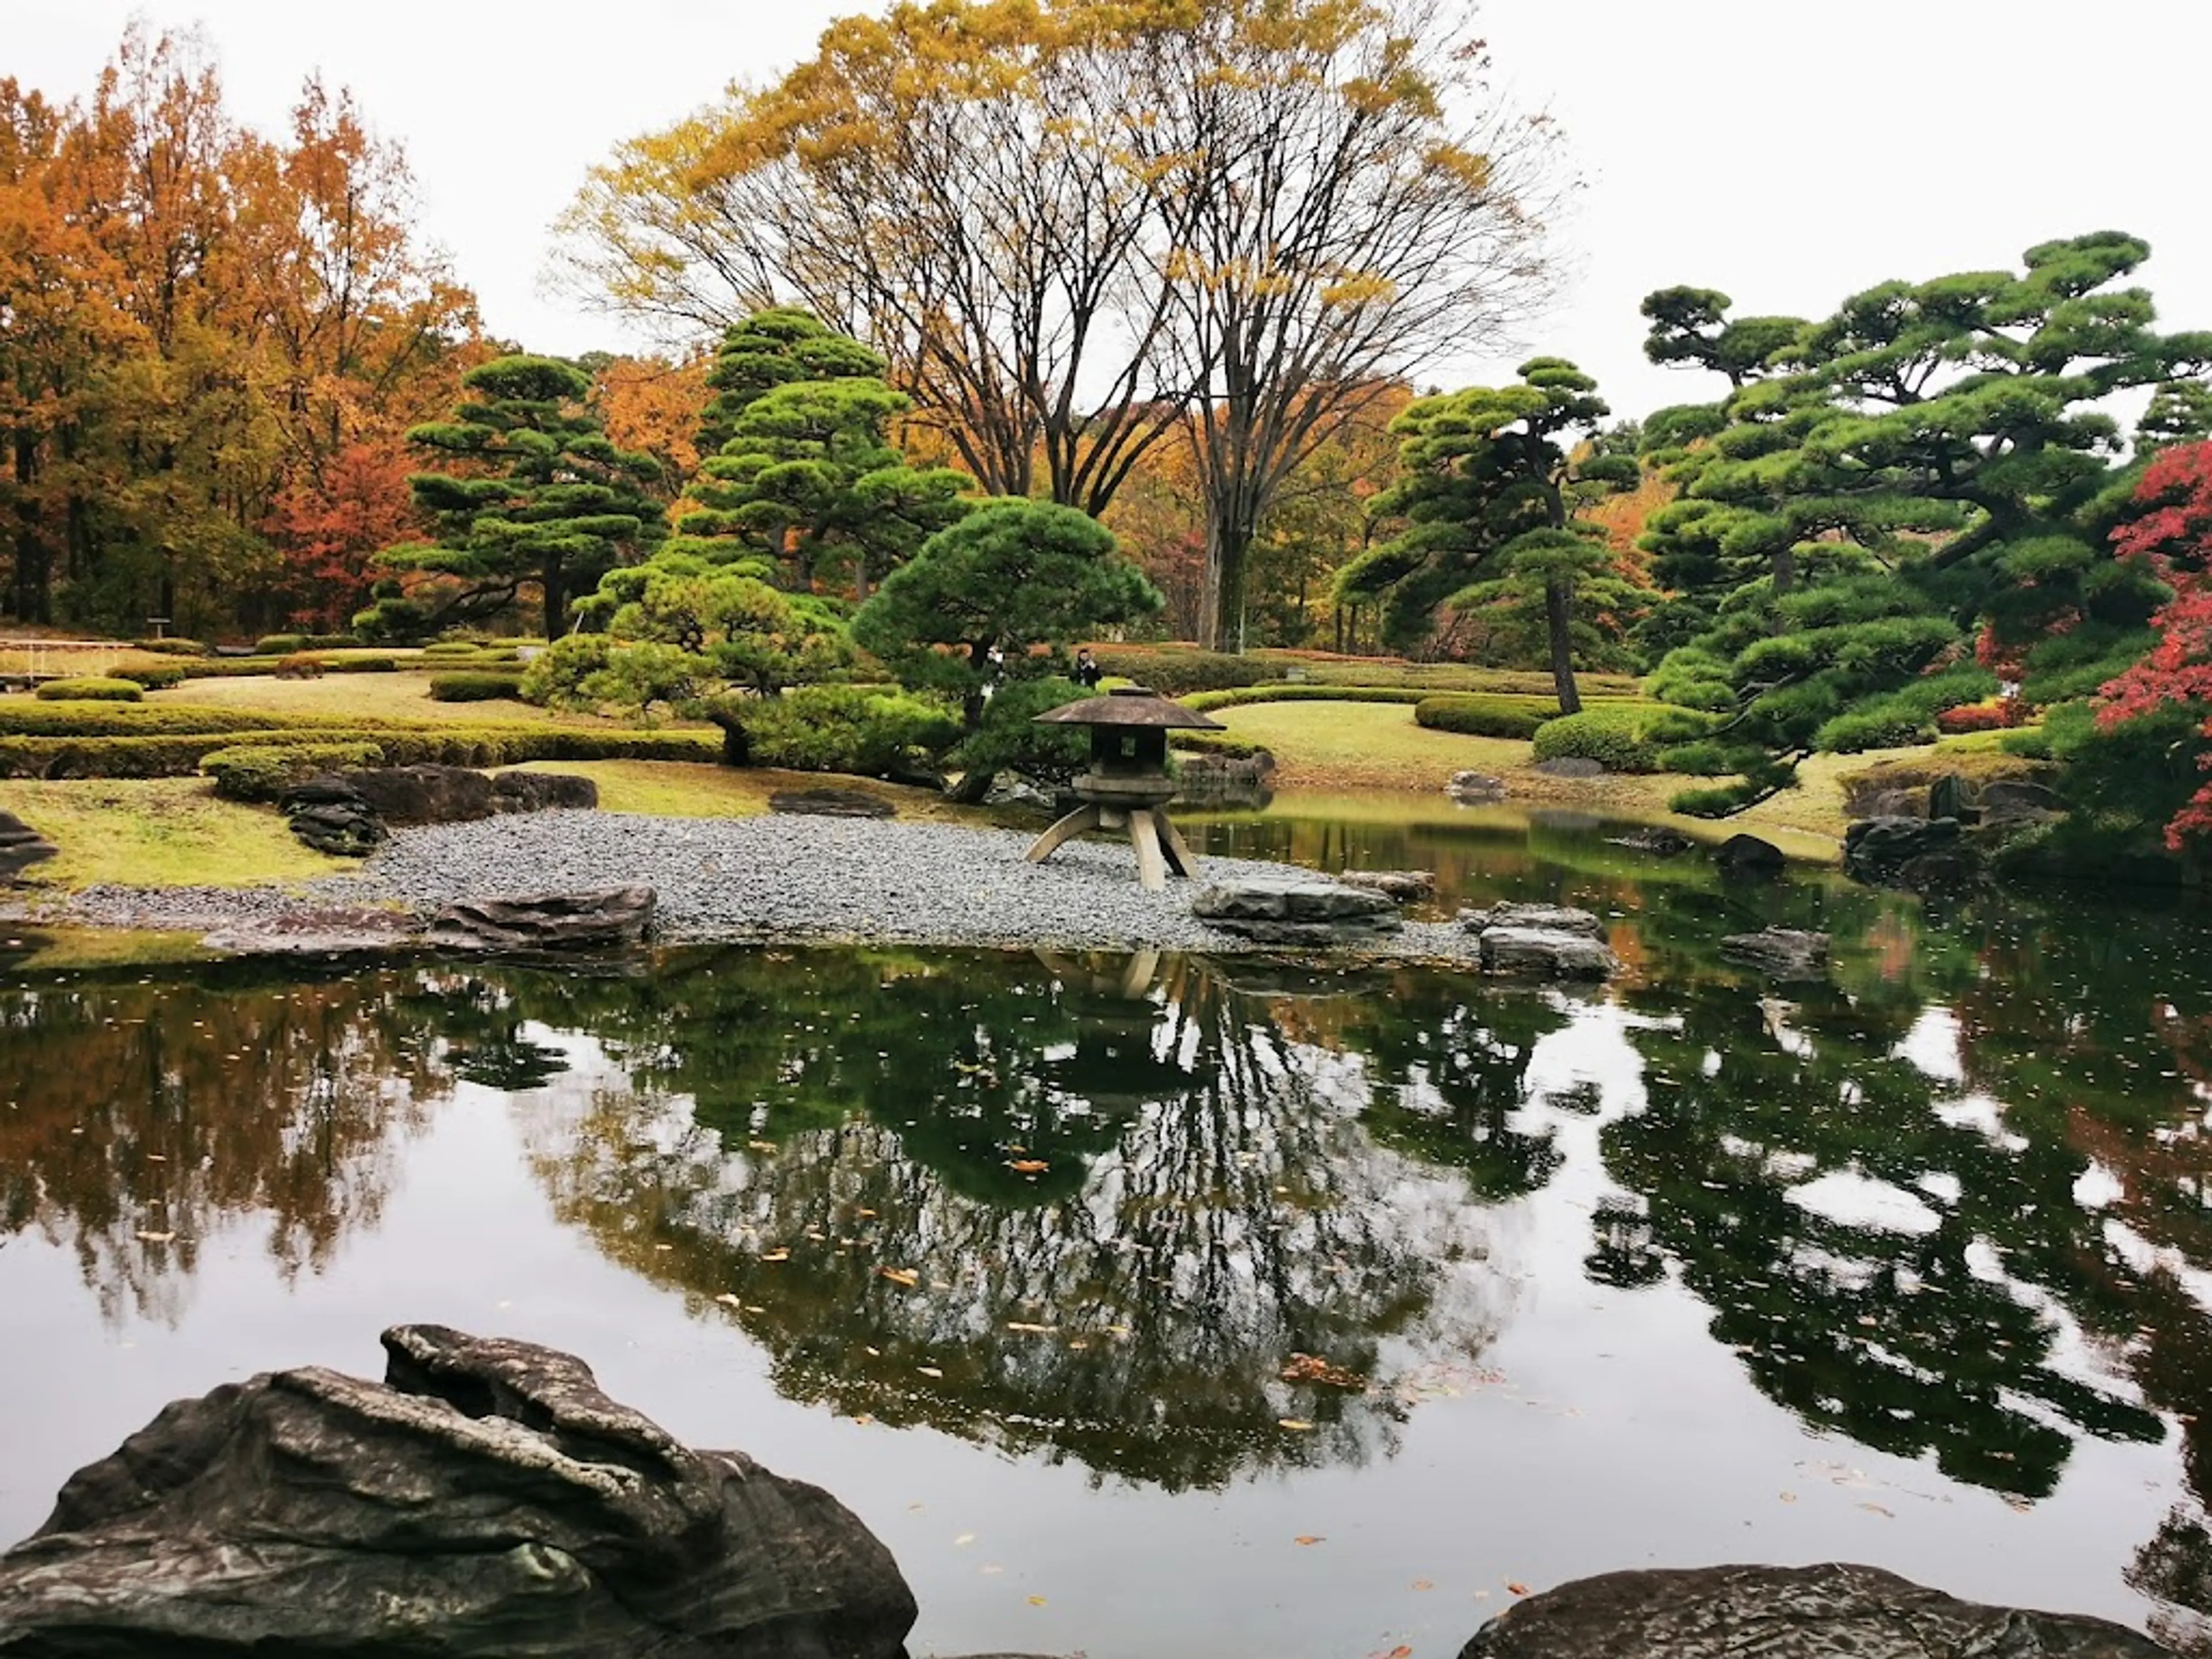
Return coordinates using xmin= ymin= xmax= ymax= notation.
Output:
xmin=1844 ymin=816 xmax=1975 ymax=891
xmin=1339 ymin=869 xmax=1437 ymax=902
xmin=426 ymin=886 xmax=656 ymax=952
xmin=1455 ymin=1562 xmax=2170 ymax=1658
xmin=1459 ymin=902 xmax=1605 ymax=940
xmin=1720 ymin=927 xmax=1831 ymax=982
xmin=0 ymin=1324 xmax=918 ymax=1659
xmin=1478 ymin=925 xmax=1618 ymax=979
xmin=1714 ymin=833 xmax=1785 ymax=877
xmin=1190 ymin=874 xmax=1402 ymax=944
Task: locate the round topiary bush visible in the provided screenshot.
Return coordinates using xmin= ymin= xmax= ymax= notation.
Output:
xmin=35 ymin=677 xmax=145 ymax=703
xmin=112 ymin=663 xmax=189 ymax=690
xmin=254 ymin=634 xmax=309 ymax=656
xmin=428 ymin=671 xmax=527 ymax=703
xmin=1529 ymin=703 xmax=1714 ymax=773
xmin=1414 ymin=694 xmax=1559 ymax=740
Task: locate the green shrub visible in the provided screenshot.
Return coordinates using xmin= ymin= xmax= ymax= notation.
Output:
xmin=421 ymin=640 xmax=483 ymax=658
xmin=0 ymin=725 xmax=721 ymax=780
xmin=714 ymin=685 xmax=960 ymax=774
xmin=1413 ymin=694 xmax=1561 ymax=739
xmin=1090 ymin=647 xmax=1282 ymax=696
xmin=303 ymin=634 xmax=363 ymax=650
xmin=0 ymin=703 xmax=297 ymax=737
xmin=201 ymin=741 xmax=384 ymax=802
xmin=1170 ymin=730 xmax=1274 ymax=761
xmin=112 ymin=663 xmax=189 ymax=690
xmin=324 ymin=655 xmax=398 ymax=673
xmin=128 ymin=638 xmax=211 ymax=656
xmin=944 ymin=677 xmax=1089 ymax=785
xmin=429 ymin=670 xmax=527 ymax=703
xmin=1285 ymin=659 xmax=1643 ymax=698
xmin=35 ymin=676 xmax=143 ymax=703
xmin=255 ymin=634 xmax=309 ymax=656
xmin=1531 ymin=703 xmax=1714 ymax=772
xmin=1181 ymin=685 xmax=1430 ymax=712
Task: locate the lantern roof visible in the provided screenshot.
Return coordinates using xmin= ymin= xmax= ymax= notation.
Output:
xmin=1031 ymin=685 xmax=1225 ymax=730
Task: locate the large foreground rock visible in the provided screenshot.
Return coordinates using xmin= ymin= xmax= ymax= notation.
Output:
xmin=427 ymin=886 xmax=656 ymax=952
xmin=1715 ymin=833 xmax=1785 ymax=877
xmin=1845 ymin=815 xmax=1975 ymax=890
xmin=1190 ymin=874 xmax=1401 ymax=944
xmin=1457 ymin=1562 xmax=2169 ymax=1657
xmin=0 ymin=1324 xmax=918 ymax=1658
xmin=1479 ymin=925 xmax=1618 ymax=979
xmin=0 ymin=812 xmax=57 ymax=881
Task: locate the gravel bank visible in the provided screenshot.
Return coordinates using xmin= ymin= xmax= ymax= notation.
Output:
xmin=30 ymin=809 xmax=1481 ymax=962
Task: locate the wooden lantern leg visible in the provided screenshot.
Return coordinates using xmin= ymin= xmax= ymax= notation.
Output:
xmin=1153 ymin=810 xmax=1198 ymax=878
xmin=1118 ymin=946 xmax=1161 ymax=998
xmin=1026 ymin=803 xmax=1101 ymax=864
xmin=1129 ymin=809 xmax=1169 ymax=891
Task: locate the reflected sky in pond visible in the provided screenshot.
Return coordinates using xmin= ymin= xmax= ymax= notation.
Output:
xmin=4 ymin=810 xmax=2212 ymax=1657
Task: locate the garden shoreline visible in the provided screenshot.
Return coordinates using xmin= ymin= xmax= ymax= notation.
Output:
xmin=3 ymin=807 xmax=1493 ymax=964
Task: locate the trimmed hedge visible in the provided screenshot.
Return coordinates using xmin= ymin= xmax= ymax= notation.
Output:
xmin=1414 ymin=694 xmax=1560 ymax=740
xmin=35 ymin=676 xmax=143 ymax=702
xmin=1090 ymin=647 xmax=1283 ymax=696
xmin=420 ymin=640 xmax=484 ymax=658
xmin=1181 ymin=685 xmax=1430 ymax=713
xmin=0 ymin=704 xmax=351 ymax=737
xmin=429 ymin=670 xmax=527 ymax=703
xmin=715 ymin=685 xmax=960 ymax=774
xmin=130 ymin=638 xmax=211 ymax=656
xmin=112 ymin=663 xmax=189 ymax=690
xmin=1530 ymin=703 xmax=1714 ymax=773
xmin=202 ymin=741 xmax=384 ymax=802
xmin=0 ymin=726 xmax=721 ymax=780
xmin=1169 ymin=730 xmax=1274 ymax=761
xmin=324 ymin=655 xmax=399 ymax=673
xmin=255 ymin=634 xmax=309 ymax=656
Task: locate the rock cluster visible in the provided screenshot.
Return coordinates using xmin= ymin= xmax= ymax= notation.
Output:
xmin=1607 ymin=825 xmax=1696 ymax=857
xmin=0 ymin=812 xmax=58 ymax=881
xmin=279 ymin=777 xmax=388 ymax=857
xmin=0 ymin=1325 xmax=919 ymax=1659
xmin=1446 ymin=771 xmax=1506 ymax=801
xmin=1720 ymin=927 xmax=1831 ymax=981
xmin=1714 ymin=833 xmax=1785 ymax=877
xmin=1189 ymin=873 xmax=1403 ymax=945
xmin=1456 ymin=1562 xmax=2168 ymax=1658
xmin=1459 ymin=902 xmax=1618 ymax=979
xmin=1844 ymin=815 xmax=1971 ymax=891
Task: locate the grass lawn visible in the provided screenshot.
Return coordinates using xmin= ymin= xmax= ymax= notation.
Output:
xmin=1 ymin=778 xmax=352 ymax=889
xmin=152 ymin=673 xmax=684 ymax=731
xmin=1212 ymin=701 xmax=1974 ymax=851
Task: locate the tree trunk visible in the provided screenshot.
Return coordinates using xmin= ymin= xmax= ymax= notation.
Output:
xmin=541 ymin=555 xmax=565 ymax=641
xmin=1546 ymin=577 xmax=1582 ymax=716
xmin=1203 ymin=515 xmax=1253 ymax=653
xmin=12 ymin=435 xmax=50 ymax=624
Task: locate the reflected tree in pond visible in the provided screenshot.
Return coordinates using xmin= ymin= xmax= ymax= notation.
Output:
xmin=0 ymin=966 xmax=449 ymax=1324
xmin=1606 ymin=968 xmax=2161 ymax=1501
xmin=508 ymin=947 xmax=1517 ymax=1490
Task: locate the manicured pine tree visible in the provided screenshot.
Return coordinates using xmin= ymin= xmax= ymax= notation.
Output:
xmin=364 ymin=355 xmax=666 ymax=639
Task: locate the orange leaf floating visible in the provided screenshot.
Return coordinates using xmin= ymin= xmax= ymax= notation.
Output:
xmin=1507 ymin=1582 xmax=1531 ymax=1597
xmin=1277 ymin=1418 xmax=1315 ymax=1431
xmin=878 ymin=1266 xmax=921 ymax=1288
xmin=1294 ymin=1535 xmax=1325 ymax=1546
xmin=1009 ymin=1158 xmax=1050 ymax=1174
xmin=1281 ymin=1353 xmax=1367 ymax=1389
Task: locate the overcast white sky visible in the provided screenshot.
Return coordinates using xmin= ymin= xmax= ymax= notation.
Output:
xmin=16 ymin=0 xmax=2212 ymax=420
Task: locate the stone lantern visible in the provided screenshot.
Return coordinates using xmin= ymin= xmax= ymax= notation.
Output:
xmin=1024 ymin=685 xmax=1225 ymax=891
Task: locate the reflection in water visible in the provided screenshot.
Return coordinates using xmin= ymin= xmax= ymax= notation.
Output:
xmin=5 ymin=838 xmax=2212 ymax=1637
xmin=0 ymin=965 xmax=448 ymax=1324
xmin=507 ymin=947 xmax=1518 ymax=1490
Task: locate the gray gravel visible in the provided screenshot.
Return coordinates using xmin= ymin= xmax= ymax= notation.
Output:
xmin=26 ymin=809 xmax=1480 ymax=962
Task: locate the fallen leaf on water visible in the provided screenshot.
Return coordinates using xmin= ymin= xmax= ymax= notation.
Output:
xmin=1005 ymin=1321 xmax=1056 ymax=1334
xmin=850 ymin=1414 xmax=873 ymax=1425
xmin=1507 ymin=1582 xmax=1531 ymax=1596
xmin=1027 ymin=1596 xmax=1048 ymax=1607
xmin=1368 ymin=1646 xmax=1412 ymax=1659
xmin=954 ymin=1532 xmax=976 ymax=1547
xmin=759 ymin=1249 xmax=790 ymax=1263
xmin=1779 ymin=1491 xmax=1797 ymax=1503
xmin=1858 ymin=1503 xmax=1894 ymax=1518
xmin=1009 ymin=1159 xmax=1050 ymax=1174
xmin=1281 ymin=1353 xmax=1367 ymax=1390
xmin=714 ymin=1293 xmax=742 ymax=1308
xmin=879 ymin=1266 xmax=921 ymax=1288
xmin=747 ymin=1140 xmax=777 ymax=1153
xmin=981 ymin=1564 xmax=1002 ymax=1575
xmin=918 ymin=1365 xmax=944 ymax=1378
xmin=135 ymin=1230 xmax=176 ymax=1244
xmin=1277 ymin=1418 xmax=1315 ymax=1431
xmin=1294 ymin=1535 xmax=1325 ymax=1546
xmin=1412 ymin=1578 xmax=1434 ymax=1590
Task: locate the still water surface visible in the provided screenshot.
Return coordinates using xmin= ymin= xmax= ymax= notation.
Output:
xmin=3 ymin=800 xmax=2210 ymax=1657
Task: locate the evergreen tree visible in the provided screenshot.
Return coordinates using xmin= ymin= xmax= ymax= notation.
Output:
xmin=1344 ymin=359 xmax=1642 ymax=711
xmin=363 ymin=355 xmax=665 ymax=639
xmin=1637 ymin=233 xmax=2212 ymax=814
xmin=669 ymin=309 xmax=971 ymax=598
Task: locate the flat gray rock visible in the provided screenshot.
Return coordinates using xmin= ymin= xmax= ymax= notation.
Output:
xmin=1456 ymin=1562 xmax=2171 ymax=1658
xmin=1459 ymin=902 xmax=1604 ymax=939
xmin=767 ymin=787 xmax=896 ymax=819
xmin=1191 ymin=875 xmax=1397 ymax=924
xmin=426 ymin=887 xmax=656 ymax=952
xmin=0 ymin=812 xmax=57 ymax=881
xmin=1338 ymin=869 xmax=1436 ymax=902
xmin=1479 ymin=925 xmax=1617 ymax=979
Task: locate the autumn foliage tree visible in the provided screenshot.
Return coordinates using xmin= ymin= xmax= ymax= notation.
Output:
xmin=2095 ymin=442 xmax=2212 ymax=851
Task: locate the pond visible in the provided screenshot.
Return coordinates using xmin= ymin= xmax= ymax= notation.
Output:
xmin=3 ymin=800 xmax=2210 ymax=1657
